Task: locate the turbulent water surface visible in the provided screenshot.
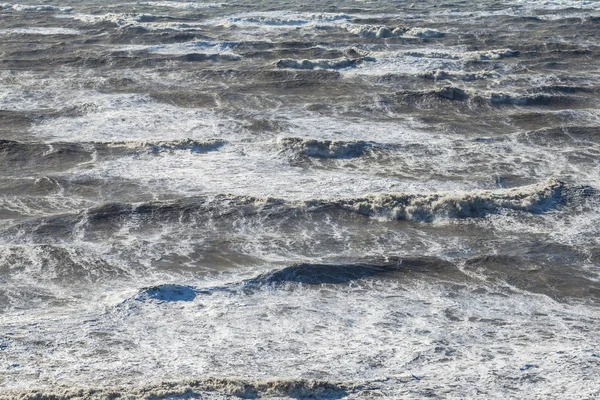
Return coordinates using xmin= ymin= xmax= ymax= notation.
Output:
xmin=1 ymin=0 xmax=600 ymax=398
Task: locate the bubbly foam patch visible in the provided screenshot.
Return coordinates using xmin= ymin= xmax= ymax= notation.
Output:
xmin=29 ymin=93 xmax=233 ymax=141
xmin=1 ymin=275 xmax=599 ymax=398
xmin=346 ymin=48 xmax=519 ymax=76
xmin=223 ymin=11 xmax=352 ymax=27
xmin=116 ymin=40 xmax=240 ymax=56
xmin=138 ymin=1 xmax=225 ymax=9
xmin=0 ymin=3 xmax=72 ymax=12
xmin=0 ymin=27 xmax=79 ymax=35
xmin=276 ymin=137 xmax=375 ymax=159
xmin=64 ymin=12 xmax=206 ymax=31
xmin=1 ymin=1 xmax=599 ymax=398
xmin=518 ymin=0 xmax=599 ymax=9
xmin=276 ymin=57 xmax=375 ymax=70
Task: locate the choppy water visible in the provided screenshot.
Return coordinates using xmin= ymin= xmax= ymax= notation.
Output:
xmin=1 ymin=0 xmax=600 ymax=398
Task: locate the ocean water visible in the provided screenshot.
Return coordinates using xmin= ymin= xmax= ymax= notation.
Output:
xmin=1 ymin=0 xmax=599 ymax=398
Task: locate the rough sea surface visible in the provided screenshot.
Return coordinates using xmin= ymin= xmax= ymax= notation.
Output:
xmin=1 ymin=0 xmax=600 ymax=398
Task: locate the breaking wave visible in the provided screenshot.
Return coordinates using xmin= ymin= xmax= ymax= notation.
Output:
xmin=348 ymin=25 xmax=444 ymax=39
xmin=404 ymin=27 xmax=445 ymax=38
xmin=0 ymin=377 xmax=353 ymax=400
xmin=0 ymin=244 xmax=124 ymax=311
xmin=139 ymin=1 xmax=225 ymax=9
xmin=225 ymin=12 xmax=351 ymax=27
xmin=467 ymin=48 xmax=520 ymax=60
xmin=276 ymin=56 xmax=375 ymax=70
xmin=385 ymin=87 xmax=580 ymax=108
xmin=416 ymin=70 xmax=497 ymax=81
xmin=348 ymin=25 xmax=408 ymax=38
xmin=401 ymin=48 xmax=518 ymax=61
xmin=101 ymin=138 xmax=227 ymax=153
xmin=276 ymin=137 xmax=376 ymax=159
xmin=4 ymin=179 xmax=587 ymax=243
xmin=333 ymin=178 xmax=572 ymax=221
xmin=0 ymin=244 xmax=121 ymax=282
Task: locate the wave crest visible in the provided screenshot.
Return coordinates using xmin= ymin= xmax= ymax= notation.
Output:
xmin=0 ymin=138 xmax=226 ymax=163
xmin=277 ymin=137 xmax=374 ymax=159
xmin=244 ymin=257 xmax=456 ymax=287
xmin=276 ymin=56 xmax=375 ymax=70
xmin=334 ymin=178 xmax=568 ymax=221
xmin=0 ymin=377 xmax=351 ymax=400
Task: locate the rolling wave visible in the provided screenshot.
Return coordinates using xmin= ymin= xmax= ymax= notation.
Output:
xmin=276 ymin=56 xmax=375 ymax=70
xmin=276 ymin=137 xmax=376 ymax=159
xmin=127 ymin=251 xmax=600 ymax=306
xmin=380 ymin=87 xmax=584 ymax=109
xmin=2 ymin=0 xmax=600 ymax=394
xmin=0 ymin=377 xmax=355 ymax=400
xmin=0 ymin=138 xmax=226 ymax=167
xmin=122 ymin=257 xmax=462 ymax=308
xmin=518 ymin=126 xmax=600 ymax=145
xmin=3 ymin=179 xmax=588 ymax=242
xmin=332 ymin=179 xmax=577 ymax=220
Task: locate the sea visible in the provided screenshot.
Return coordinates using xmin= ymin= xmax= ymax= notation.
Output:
xmin=1 ymin=0 xmax=599 ymax=398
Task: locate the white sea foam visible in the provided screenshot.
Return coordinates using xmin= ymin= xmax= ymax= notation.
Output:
xmin=347 ymin=25 xmax=407 ymax=38
xmin=138 ymin=1 xmax=225 ymax=9
xmin=201 ymin=11 xmax=355 ymax=38
xmin=223 ymin=11 xmax=352 ymax=28
xmin=344 ymin=47 xmax=519 ymax=76
xmin=1 ymin=1 xmax=599 ymax=397
xmin=404 ymin=27 xmax=445 ymax=38
xmin=346 ymin=25 xmax=444 ymax=39
xmin=0 ymin=3 xmax=72 ymax=12
xmin=347 ymin=48 xmax=466 ymax=75
xmin=29 ymin=93 xmax=232 ymax=141
xmin=0 ymin=27 xmax=79 ymax=35
xmin=25 ymin=87 xmax=597 ymax=199
xmin=276 ymin=57 xmax=374 ymax=70
xmin=518 ymin=0 xmax=599 ymax=9
xmin=1 ymin=274 xmax=599 ymax=397
xmin=64 ymin=12 xmax=206 ymax=31
xmin=116 ymin=40 xmax=239 ymax=56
